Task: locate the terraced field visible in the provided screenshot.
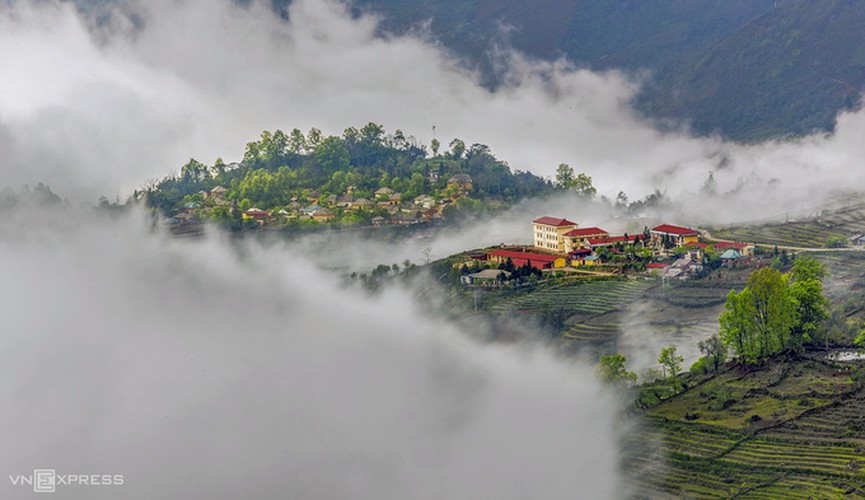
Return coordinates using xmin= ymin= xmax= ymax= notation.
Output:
xmin=628 ymin=355 xmax=865 ymax=498
xmin=711 ymin=201 xmax=865 ymax=248
xmin=490 ymin=279 xmax=655 ymax=317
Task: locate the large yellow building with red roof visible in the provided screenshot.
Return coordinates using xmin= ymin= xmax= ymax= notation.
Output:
xmin=532 ymin=216 xmax=578 ymax=253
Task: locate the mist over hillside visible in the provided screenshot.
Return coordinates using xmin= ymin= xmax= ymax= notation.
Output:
xmin=6 ymin=1 xmax=865 ymax=496
xmin=292 ymin=0 xmax=865 ymax=142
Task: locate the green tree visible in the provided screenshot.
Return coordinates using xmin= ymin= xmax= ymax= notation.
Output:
xmin=596 ymin=354 xmax=637 ymax=387
xmin=288 ymin=128 xmax=307 ymax=153
xmin=306 ymin=127 xmax=323 ymax=150
xmin=658 ymin=345 xmax=683 ymax=380
xmin=448 ymin=138 xmax=466 ymax=159
xmin=554 ymin=164 xmax=596 ymax=198
xmin=788 ymin=256 xmax=829 ymax=350
xmin=554 ymin=163 xmax=575 ymax=189
xmin=719 ymin=267 xmax=796 ymax=362
xmin=314 ymin=136 xmax=351 ymax=174
xmin=698 ymin=334 xmax=727 ymax=372
xmin=572 ymin=173 xmax=597 ymax=199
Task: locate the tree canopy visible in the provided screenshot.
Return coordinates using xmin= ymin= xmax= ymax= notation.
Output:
xmin=143 ymin=123 xmax=554 ymax=223
xmin=719 ymin=256 xmax=829 ymax=363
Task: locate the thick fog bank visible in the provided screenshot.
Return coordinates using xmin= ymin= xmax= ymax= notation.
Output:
xmin=0 ymin=208 xmax=622 ymax=499
xmin=3 ymin=0 xmax=865 ymax=207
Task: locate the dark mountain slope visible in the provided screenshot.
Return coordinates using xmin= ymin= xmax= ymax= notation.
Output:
xmin=71 ymin=0 xmax=865 ymax=142
xmin=342 ymin=0 xmax=865 ymax=142
xmin=639 ymin=0 xmax=865 ymax=141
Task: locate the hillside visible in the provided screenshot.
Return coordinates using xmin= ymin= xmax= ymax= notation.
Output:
xmin=142 ymin=125 xmax=553 ymax=231
xmin=627 ymin=352 xmax=865 ymax=498
xmin=331 ymin=0 xmax=863 ymax=142
xmin=70 ymin=0 xmax=865 ymax=141
xmin=639 ymin=0 xmax=865 ymax=141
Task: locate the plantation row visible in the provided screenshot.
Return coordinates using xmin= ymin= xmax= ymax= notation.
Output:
xmin=490 ymin=279 xmax=653 ymax=317
xmin=720 ymin=438 xmax=865 ymax=475
xmin=714 ymin=221 xmax=848 ymax=248
xmin=563 ymin=322 xmax=620 ymax=341
xmin=769 ymin=396 xmax=865 ymax=442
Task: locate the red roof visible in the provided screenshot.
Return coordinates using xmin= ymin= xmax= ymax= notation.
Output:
xmin=532 ymin=216 xmax=577 ymax=227
xmin=563 ymin=227 xmax=608 ymax=237
xmin=568 ymin=248 xmax=593 ymax=256
xmin=647 ymin=263 xmax=669 ymax=269
xmin=587 ymin=234 xmax=641 ymax=246
xmin=652 ymin=224 xmax=698 ymax=236
xmin=488 ymin=250 xmax=559 ymax=263
xmin=715 ymin=241 xmax=748 ymax=250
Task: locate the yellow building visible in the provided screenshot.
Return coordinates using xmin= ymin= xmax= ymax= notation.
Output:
xmin=650 ymin=224 xmax=700 ymax=246
xmin=532 ymin=216 xmax=578 ymax=253
xmin=562 ymin=227 xmax=608 ymax=253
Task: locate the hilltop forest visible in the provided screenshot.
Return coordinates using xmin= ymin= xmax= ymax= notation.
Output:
xmin=143 ymin=123 xmax=553 ymax=228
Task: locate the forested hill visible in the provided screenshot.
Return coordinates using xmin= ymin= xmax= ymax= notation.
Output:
xmin=314 ymin=0 xmax=865 ymax=142
xmin=143 ymin=124 xmax=552 ymax=228
xmin=72 ymin=0 xmax=865 ymax=141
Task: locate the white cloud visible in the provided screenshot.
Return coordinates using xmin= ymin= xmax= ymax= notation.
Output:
xmin=2 ymin=0 xmax=864 ymax=212
xmin=0 ymin=207 xmax=622 ymax=499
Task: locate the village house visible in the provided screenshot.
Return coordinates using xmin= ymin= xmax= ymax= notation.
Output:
xmin=571 ymin=253 xmax=601 ymax=267
xmin=651 ymin=224 xmax=700 ymax=247
xmin=460 ymin=269 xmax=512 ymax=286
xmin=487 ymin=249 xmax=566 ymax=270
xmin=374 ymin=187 xmax=394 ymax=197
xmin=647 ymin=262 xmax=669 ymax=273
xmin=562 ymin=227 xmax=608 ymax=253
xmin=683 ymin=241 xmax=708 ymax=261
xmin=850 ymin=234 xmax=865 ymax=246
xmin=532 ymin=216 xmax=579 ymax=253
xmin=714 ymin=241 xmax=754 ymax=256
xmin=720 ymin=249 xmax=744 ymax=267
xmin=351 ymin=198 xmax=373 ymax=210
xmin=301 ymin=204 xmax=321 ymax=216
xmin=243 ymin=208 xmax=271 ymax=221
xmin=210 ymin=186 xmax=228 ymax=199
xmin=447 ymin=173 xmax=473 ymax=191
xmin=337 ymin=193 xmax=354 ymax=208
xmin=414 ymin=194 xmax=435 ymax=209
xmin=311 ymin=208 xmax=335 ymax=222
xmin=586 ymin=234 xmax=642 ymax=249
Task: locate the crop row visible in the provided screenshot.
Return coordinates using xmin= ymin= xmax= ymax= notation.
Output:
xmin=491 ymin=280 xmax=652 ymax=316
xmin=625 ymin=456 xmax=734 ymax=498
xmin=563 ymin=322 xmax=620 ymax=341
xmin=720 ymin=441 xmax=863 ymax=474
xmin=715 ymin=221 xmax=847 ymax=248
xmin=741 ymin=475 xmax=855 ymax=500
xmin=660 ymin=432 xmax=738 ymax=458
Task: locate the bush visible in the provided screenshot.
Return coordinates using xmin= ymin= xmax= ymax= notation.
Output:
xmin=690 ymin=356 xmax=710 ymax=375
